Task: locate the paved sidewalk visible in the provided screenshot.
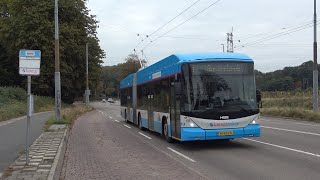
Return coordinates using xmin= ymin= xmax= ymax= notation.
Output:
xmin=2 ymin=127 xmax=66 ymax=180
xmin=61 ymin=110 xmax=205 ymax=180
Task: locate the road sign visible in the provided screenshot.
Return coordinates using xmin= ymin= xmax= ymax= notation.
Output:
xmin=19 ymin=50 xmax=41 ymax=76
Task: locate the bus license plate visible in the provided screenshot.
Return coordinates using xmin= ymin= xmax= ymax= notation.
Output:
xmin=218 ymin=131 xmax=234 ymax=136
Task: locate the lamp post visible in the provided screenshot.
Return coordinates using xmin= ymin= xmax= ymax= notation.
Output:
xmin=221 ymin=44 xmax=225 ymax=52
xmin=85 ymin=43 xmax=90 ymax=106
xmin=54 ymin=0 xmax=61 ymax=121
xmin=313 ymin=0 xmax=318 ymax=112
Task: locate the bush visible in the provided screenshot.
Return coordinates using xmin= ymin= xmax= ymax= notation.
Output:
xmin=0 ymin=86 xmax=55 ymax=122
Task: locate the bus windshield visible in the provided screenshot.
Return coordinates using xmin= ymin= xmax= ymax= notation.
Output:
xmin=181 ymin=61 xmax=259 ymax=120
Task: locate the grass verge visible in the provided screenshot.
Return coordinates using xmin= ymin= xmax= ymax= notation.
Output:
xmin=44 ymin=104 xmax=93 ymax=131
xmin=0 ymin=87 xmax=55 ymax=122
xmin=261 ymin=90 xmax=320 ymax=122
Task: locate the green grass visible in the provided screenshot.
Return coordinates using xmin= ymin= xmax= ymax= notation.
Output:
xmin=44 ymin=104 xmax=93 ymax=131
xmin=0 ymin=87 xmax=55 ymax=122
xmin=261 ymin=90 xmax=320 ymax=122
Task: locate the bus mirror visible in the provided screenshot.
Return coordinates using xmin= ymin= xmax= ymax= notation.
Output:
xmin=256 ymin=89 xmax=261 ymax=103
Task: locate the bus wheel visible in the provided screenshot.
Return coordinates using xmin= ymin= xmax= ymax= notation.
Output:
xmin=163 ymin=120 xmax=174 ymax=143
xmin=138 ymin=114 xmax=144 ymax=130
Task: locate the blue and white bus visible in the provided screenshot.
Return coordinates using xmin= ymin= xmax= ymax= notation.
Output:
xmin=120 ymin=53 xmax=260 ymax=142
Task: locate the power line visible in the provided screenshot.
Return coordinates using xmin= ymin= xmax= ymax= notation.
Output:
xmin=237 ymin=22 xmax=319 ymax=49
xmin=133 ymin=0 xmax=201 ymax=51
xmin=239 ymin=21 xmax=313 ymax=41
xmin=143 ymin=0 xmax=223 ymax=50
xmin=150 ymin=0 xmax=201 ymax=36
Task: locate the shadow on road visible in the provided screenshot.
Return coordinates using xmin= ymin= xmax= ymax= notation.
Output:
xmin=175 ymin=139 xmax=256 ymax=151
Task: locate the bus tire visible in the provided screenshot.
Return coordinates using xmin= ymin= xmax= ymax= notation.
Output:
xmin=138 ymin=113 xmax=144 ymax=130
xmin=163 ymin=119 xmax=174 ymax=143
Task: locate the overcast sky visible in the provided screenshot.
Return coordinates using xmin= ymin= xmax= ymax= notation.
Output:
xmin=87 ymin=0 xmax=319 ymax=72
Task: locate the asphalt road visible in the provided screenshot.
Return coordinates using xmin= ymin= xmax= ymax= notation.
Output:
xmin=0 ymin=112 xmax=53 ymax=175
xmin=92 ymin=102 xmax=320 ymax=180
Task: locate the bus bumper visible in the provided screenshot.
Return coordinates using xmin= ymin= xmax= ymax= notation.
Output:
xmin=180 ymin=124 xmax=260 ymax=141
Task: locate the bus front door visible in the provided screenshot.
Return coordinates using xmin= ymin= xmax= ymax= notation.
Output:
xmin=148 ymin=90 xmax=154 ymax=131
xmin=170 ymin=80 xmax=181 ymax=139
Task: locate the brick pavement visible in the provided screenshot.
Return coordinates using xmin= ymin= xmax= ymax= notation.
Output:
xmin=61 ymin=110 xmax=207 ymax=180
xmin=2 ymin=129 xmax=66 ymax=180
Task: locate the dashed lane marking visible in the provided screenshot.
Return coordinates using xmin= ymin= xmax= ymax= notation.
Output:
xmin=244 ymin=138 xmax=320 ymax=158
xmin=261 ymin=126 xmax=320 ymax=136
xmin=115 ymin=120 xmax=120 ymax=122
xmin=138 ymin=132 xmax=152 ymax=139
xmin=123 ymin=124 xmax=131 ymax=129
xmin=167 ymin=147 xmax=196 ymax=162
xmin=109 ymin=116 xmax=112 ymax=119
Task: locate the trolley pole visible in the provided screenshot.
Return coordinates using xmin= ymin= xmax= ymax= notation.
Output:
xmin=313 ymin=0 xmax=318 ymax=112
xmin=54 ymin=0 xmax=61 ymax=121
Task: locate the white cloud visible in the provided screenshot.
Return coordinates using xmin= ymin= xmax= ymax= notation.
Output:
xmin=87 ymin=0 xmax=319 ymax=72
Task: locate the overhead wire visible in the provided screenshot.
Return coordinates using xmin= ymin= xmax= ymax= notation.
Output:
xmin=133 ymin=0 xmax=202 ymax=51
xmin=142 ymin=0 xmax=223 ymax=50
xmin=237 ymin=22 xmax=319 ymax=49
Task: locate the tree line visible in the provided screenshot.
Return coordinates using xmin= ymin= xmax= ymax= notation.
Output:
xmin=255 ymin=61 xmax=319 ymax=91
xmin=0 ymin=0 xmax=105 ymax=103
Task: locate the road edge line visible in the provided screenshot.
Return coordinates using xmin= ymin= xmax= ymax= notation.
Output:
xmin=244 ymin=138 xmax=320 ymax=158
xmin=261 ymin=126 xmax=320 ymax=136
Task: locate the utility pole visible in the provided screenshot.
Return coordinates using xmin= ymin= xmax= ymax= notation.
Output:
xmin=313 ymin=0 xmax=318 ymax=112
xmin=85 ymin=43 xmax=90 ymax=106
xmin=227 ymin=28 xmax=234 ymax=53
xmin=221 ymin=44 xmax=225 ymax=52
xmin=54 ymin=0 xmax=61 ymax=121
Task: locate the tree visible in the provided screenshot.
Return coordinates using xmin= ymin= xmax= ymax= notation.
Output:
xmin=100 ymin=54 xmax=146 ymax=97
xmin=0 ymin=0 xmax=105 ymax=103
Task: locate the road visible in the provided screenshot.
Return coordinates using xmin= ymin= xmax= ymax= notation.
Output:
xmin=0 ymin=112 xmax=53 ymax=175
xmin=67 ymin=102 xmax=320 ymax=180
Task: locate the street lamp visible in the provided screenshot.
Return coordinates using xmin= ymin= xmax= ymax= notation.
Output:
xmin=221 ymin=44 xmax=225 ymax=52
xmin=54 ymin=0 xmax=61 ymax=121
xmin=85 ymin=43 xmax=90 ymax=106
xmin=313 ymin=0 xmax=318 ymax=112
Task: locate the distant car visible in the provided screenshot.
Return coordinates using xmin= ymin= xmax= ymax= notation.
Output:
xmin=107 ymin=98 xmax=115 ymax=103
xmin=102 ymin=99 xmax=107 ymax=103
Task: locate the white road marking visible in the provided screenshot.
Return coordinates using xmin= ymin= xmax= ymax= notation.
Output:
xmin=138 ymin=132 xmax=152 ymax=139
xmin=109 ymin=116 xmax=112 ymax=119
xmin=167 ymin=147 xmax=196 ymax=162
xmin=261 ymin=126 xmax=320 ymax=136
xmin=123 ymin=124 xmax=131 ymax=129
xmin=294 ymin=122 xmax=320 ymax=127
xmin=0 ymin=172 xmax=2 ymax=178
xmin=244 ymin=138 xmax=320 ymax=158
xmin=115 ymin=120 xmax=120 ymax=122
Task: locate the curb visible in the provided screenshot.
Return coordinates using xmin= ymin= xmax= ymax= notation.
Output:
xmin=47 ymin=128 xmax=69 ymax=180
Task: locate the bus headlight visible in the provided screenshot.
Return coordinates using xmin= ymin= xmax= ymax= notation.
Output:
xmin=181 ymin=117 xmax=199 ymax=128
xmin=250 ymin=114 xmax=260 ymax=124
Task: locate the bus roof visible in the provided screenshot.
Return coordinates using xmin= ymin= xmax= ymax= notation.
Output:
xmin=120 ymin=52 xmax=253 ymax=88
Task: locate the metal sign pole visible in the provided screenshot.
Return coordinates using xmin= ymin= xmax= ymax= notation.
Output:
xmin=26 ymin=76 xmax=31 ymax=165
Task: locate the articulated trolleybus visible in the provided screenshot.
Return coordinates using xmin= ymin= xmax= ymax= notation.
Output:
xmin=120 ymin=53 xmax=260 ymax=142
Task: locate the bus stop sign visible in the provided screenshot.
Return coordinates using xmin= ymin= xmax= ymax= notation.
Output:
xmin=19 ymin=50 xmax=41 ymax=76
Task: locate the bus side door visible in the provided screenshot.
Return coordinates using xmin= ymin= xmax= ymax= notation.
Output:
xmin=148 ymin=87 xmax=154 ymax=131
xmin=170 ymin=76 xmax=181 ymax=139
